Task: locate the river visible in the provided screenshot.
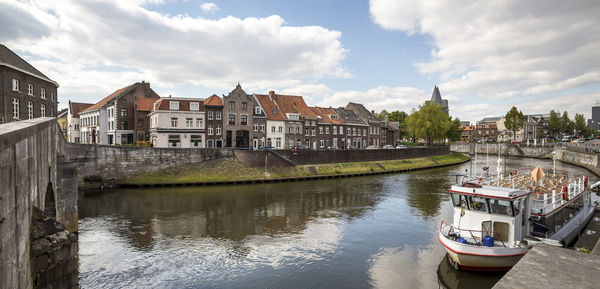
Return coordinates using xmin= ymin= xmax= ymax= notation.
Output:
xmin=78 ymin=156 xmax=596 ymax=289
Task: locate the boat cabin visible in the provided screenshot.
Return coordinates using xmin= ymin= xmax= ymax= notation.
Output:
xmin=448 ymin=184 xmax=531 ymax=247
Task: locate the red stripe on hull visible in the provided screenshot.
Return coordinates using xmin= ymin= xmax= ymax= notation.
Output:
xmin=458 ymin=264 xmax=512 ymax=271
xmin=438 ymin=234 xmax=528 ymax=257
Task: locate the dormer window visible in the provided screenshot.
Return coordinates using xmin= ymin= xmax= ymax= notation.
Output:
xmin=170 ymin=101 xmax=179 ymax=110
xmin=190 ymin=102 xmax=199 ymax=111
xmin=330 ymin=115 xmax=337 ymax=119
xmin=255 ymin=107 xmax=262 ymax=114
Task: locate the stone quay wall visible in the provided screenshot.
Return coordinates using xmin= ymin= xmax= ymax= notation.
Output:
xmin=65 ymin=143 xmax=234 ymax=183
xmin=234 ymin=150 xmax=295 ymax=169
xmin=272 ymin=146 xmax=450 ymax=166
xmin=450 ymin=143 xmax=554 ymax=158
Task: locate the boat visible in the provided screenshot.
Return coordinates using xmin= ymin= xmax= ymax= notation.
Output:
xmin=438 ymin=166 xmax=596 ymax=271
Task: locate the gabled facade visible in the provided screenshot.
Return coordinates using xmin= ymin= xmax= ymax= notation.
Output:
xmin=310 ymin=106 xmax=344 ymax=149
xmin=223 ymin=84 xmax=254 ymax=148
xmin=0 ymin=44 xmax=59 ymax=123
xmin=254 ymin=93 xmax=286 ymax=149
xmin=333 ymin=107 xmax=369 ymax=149
xmin=79 ymin=81 xmax=160 ymax=145
xmin=204 ymin=94 xmax=224 ymax=148
xmin=67 ymin=101 xmax=93 ymax=143
xmin=346 ymin=102 xmax=381 ymax=147
xmin=149 ymin=97 xmax=205 ymax=148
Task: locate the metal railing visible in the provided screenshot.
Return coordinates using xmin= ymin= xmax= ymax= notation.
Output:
xmin=439 ymin=220 xmax=507 ymax=248
xmin=530 ymin=177 xmax=585 ymax=215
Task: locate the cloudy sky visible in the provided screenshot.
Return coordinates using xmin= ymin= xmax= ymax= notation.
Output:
xmin=1 ymin=0 xmax=599 ymax=122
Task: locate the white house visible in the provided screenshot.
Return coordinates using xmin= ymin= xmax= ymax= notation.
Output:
xmin=254 ymin=94 xmax=287 ymax=149
xmin=149 ymin=97 xmax=206 ymax=148
xmin=67 ymin=101 xmax=92 ymax=143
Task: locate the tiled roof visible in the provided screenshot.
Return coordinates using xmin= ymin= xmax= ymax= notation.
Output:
xmin=255 ymin=94 xmax=286 ymax=121
xmin=69 ymin=101 xmax=93 ymax=118
xmin=152 ymin=98 xmax=205 ymax=112
xmin=346 ymin=102 xmax=379 ymax=122
xmin=479 ymin=117 xmax=501 ymax=122
xmin=81 ymin=84 xmax=136 ymax=113
xmin=204 ymin=94 xmax=223 ymax=106
xmin=0 ymin=44 xmax=58 ymax=86
xmin=269 ymin=93 xmax=317 ymax=119
xmin=333 ymin=108 xmax=368 ymax=126
xmin=136 ymin=97 xmax=158 ymax=112
xmin=310 ymin=106 xmax=344 ymax=124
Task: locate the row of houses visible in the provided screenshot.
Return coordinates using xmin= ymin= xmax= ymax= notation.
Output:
xmin=68 ymin=82 xmax=401 ymax=149
xmin=460 ymin=114 xmax=547 ymax=142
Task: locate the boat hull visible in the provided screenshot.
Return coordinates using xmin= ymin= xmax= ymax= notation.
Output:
xmin=438 ymin=232 xmax=527 ymax=271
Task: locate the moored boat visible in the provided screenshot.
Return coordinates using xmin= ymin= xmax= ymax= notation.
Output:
xmin=438 ymin=166 xmax=595 ymax=271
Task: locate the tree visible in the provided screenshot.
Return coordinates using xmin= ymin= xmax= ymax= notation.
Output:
xmin=406 ymin=102 xmax=460 ymax=145
xmin=375 ymin=110 xmax=389 ymax=121
xmin=574 ymin=113 xmax=587 ymax=137
xmin=388 ymin=111 xmax=408 ymax=123
xmin=561 ymin=111 xmax=574 ymax=135
xmin=548 ymin=110 xmax=561 ymax=138
xmin=504 ymin=106 xmax=524 ymax=141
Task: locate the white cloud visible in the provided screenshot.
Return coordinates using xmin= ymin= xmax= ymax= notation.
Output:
xmin=370 ymin=0 xmax=600 ymax=117
xmin=200 ymin=2 xmax=219 ymax=12
xmin=317 ymin=85 xmax=427 ymax=113
xmin=1 ymin=0 xmax=348 ymax=105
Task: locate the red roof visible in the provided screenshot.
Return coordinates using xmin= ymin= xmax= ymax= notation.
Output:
xmin=70 ymin=102 xmax=93 ymax=118
xmin=204 ymin=94 xmax=223 ymax=106
xmin=310 ymin=106 xmax=344 ymax=124
xmin=136 ymin=97 xmax=158 ymax=112
xmin=82 ymin=84 xmax=135 ymax=113
xmin=264 ymin=92 xmax=317 ymax=119
xmin=152 ymin=98 xmax=204 ymax=112
xmin=255 ymin=94 xmax=286 ymax=121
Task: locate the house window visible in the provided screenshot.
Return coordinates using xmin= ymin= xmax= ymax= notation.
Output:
xmin=190 ymin=102 xmax=199 ymax=111
xmin=296 ymin=127 xmax=300 ymax=134
xmin=41 ymin=88 xmax=46 ymax=99
xmin=170 ymin=101 xmax=180 ymax=110
xmin=278 ymin=126 xmax=282 ymax=132
xmin=241 ymin=115 xmax=247 ymax=125
xmin=137 ymin=119 xmax=144 ymax=128
xmin=347 ymin=127 xmax=351 ymax=135
xmin=271 ymin=126 xmax=276 ymax=133
xmin=28 ymin=84 xmax=34 ymax=96
xmin=319 ymin=139 xmax=324 ymax=148
xmin=186 ymin=118 xmax=193 ymax=128
xmin=191 ymin=135 xmax=202 ymax=147
xmin=229 ymin=101 xmax=235 ymax=109
xmin=121 ymin=121 xmax=128 ymax=130
xmin=51 ymin=92 xmax=54 ymax=102
xmin=241 ymin=102 xmax=247 ymax=109
xmin=289 ymin=126 xmax=293 ymax=133
xmin=311 ymin=129 xmax=316 ymax=136
xmin=216 ymin=126 xmax=222 ymax=135
xmin=168 ymin=135 xmax=181 ymax=147
xmin=363 ymin=129 xmax=366 ymax=136
xmin=13 ymin=98 xmax=19 ymax=119
xmin=333 ymin=126 xmax=337 ymax=134
xmin=121 ymin=108 xmax=128 ymax=117
xmin=171 ymin=117 xmax=178 ymax=127
xmin=41 ymin=104 xmax=46 ymax=117
xmin=208 ymin=111 xmax=214 ymax=120
xmin=12 ymin=79 xmax=19 ymax=91
xmin=353 ymin=128 xmax=356 ymax=136
xmin=358 ymin=129 xmax=361 ymax=136
xmin=260 ymin=124 xmax=265 ymax=132
xmin=216 ymin=111 xmax=222 ymax=120
xmin=28 ymin=102 xmax=33 ymax=119
xmin=255 ymin=107 xmax=261 ymax=114
xmin=228 ymin=114 xmax=235 ymax=125
xmin=208 ymin=126 xmax=213 ymax=135
xmin=305 ymin=120 xmax=310 ymax=126
xmin=275 ymin=137 xmax=281 ymax=148
xmin=305 ymin=128 xmax=309 ymax=136
xmin=207 ymin=140 xmax=213 ymax=148
xmin=253 ymin=124 xmax=258 ymax=131
xmin=196 ymin=118 xmax=203 ymax=127
xmin=319 ymin=126 xmax=323 ymax=134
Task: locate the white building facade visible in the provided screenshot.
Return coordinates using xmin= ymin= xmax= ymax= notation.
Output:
xmin=266 ymin=120 xmax=286 ymax=149
xmin=149 ymin=98 xmax=206 ymax=148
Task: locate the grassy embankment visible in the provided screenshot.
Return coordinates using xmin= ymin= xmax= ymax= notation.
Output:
xmin=119 ymin=152 xmax=469 ymax=185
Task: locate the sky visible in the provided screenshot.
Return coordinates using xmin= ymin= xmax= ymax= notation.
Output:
xmin=1 ymin=0 xmax=599 ymax=122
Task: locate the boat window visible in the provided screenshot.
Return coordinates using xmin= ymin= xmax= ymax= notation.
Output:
xmin=493 ymin=221 xmax=510 ymax=242
xmin=450 ymin=193 xmax=469 ymax=209
xmin=481 ymin=221 xmax=493 ymax=237
xmin=468 ymin=196 xmax=488 ymax=213
xmin=489 ymin=199 xmax=513 ymax=216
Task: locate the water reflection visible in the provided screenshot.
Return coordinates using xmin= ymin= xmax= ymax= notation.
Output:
xmin=78 ymin=156 xmax=595 ymax=288
xmin=437 ymin=255 xmax=504 ymax=289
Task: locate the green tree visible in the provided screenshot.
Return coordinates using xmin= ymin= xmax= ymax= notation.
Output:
xmin=504 ymin=106 xmax=524 ymax=140
xmin=562 ymin=111 xmax=574 ymax=135
xmin=406 ymin=102 xmax=459 ymax=145
xmin=548 ymin=110 xmax=561 ymax=138
xmin=376 ymin=110 xmax=389 ymax=121
xmin=388 ymin=111 xmax=408 ymax=122
xmin=446 ymin=117 xmax=463 ymax=141
xmin=574 ymin=113 xmax=587 ymax=137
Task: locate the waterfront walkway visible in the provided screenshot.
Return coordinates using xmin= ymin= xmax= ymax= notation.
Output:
xmin=492 ymin=244 xmax=600 ymax=289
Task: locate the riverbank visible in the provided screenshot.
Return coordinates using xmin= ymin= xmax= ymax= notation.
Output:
xmin=117 ymin=152 xmax=470 ymax=187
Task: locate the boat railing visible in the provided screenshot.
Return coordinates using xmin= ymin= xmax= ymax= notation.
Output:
xmin=439 ymin=220 xmax=506 ymax=248
xmin=530 ymin=177 xmax=585 ymax=215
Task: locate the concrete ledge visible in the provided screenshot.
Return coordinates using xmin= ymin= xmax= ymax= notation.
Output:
xmin=492 ymin=244 xmax=600 ymax=289
xmin=0 ymin=117 xmax=55 ymax=151
xmin=117 ymin=158 xmax=469 ymax=188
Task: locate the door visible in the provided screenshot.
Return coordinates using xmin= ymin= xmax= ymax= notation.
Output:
xmin=226 ymin=131 xmax=232 ymax=147
xmin=236 ymin=130 xmax=249 ymax=148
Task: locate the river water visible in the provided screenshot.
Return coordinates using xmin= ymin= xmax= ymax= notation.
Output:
xmin=78 ymin=156 xmax=595 ymax=289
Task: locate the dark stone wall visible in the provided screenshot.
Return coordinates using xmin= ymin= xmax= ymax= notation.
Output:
xmin=65 ymin=143 xmax=234 ymax=183
xmin=30 ymin=208 xmax=78 ymax=289
xmin=1 ymin=67 xmax=58 ymax=123
xmin=234 ymin=150 xmax=294 ymax=169
xmin=238 ymin=146 xmax=450 ymax=166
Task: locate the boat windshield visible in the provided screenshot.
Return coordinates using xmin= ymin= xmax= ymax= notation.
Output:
xmin=450 ymin=193 xmax=468 ymax=208
xmin=469 ymin=196 xmax=488 ymax=213
xmin=489 ymin=199 xmax=513 ymax=216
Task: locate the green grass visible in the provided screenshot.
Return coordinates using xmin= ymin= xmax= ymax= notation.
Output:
xmin=119 ymin=152 xmax=470 ymax=185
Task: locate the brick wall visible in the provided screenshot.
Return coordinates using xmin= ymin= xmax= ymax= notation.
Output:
xmin=234 ymin=150 xmax=294 ymax=169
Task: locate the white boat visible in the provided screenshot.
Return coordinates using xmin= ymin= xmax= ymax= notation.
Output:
xmin=438 ymin=167 xmax=596 ymax=271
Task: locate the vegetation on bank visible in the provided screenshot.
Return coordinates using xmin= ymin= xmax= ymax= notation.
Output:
xmin=119 ymin=152 xmax=469 ymax=185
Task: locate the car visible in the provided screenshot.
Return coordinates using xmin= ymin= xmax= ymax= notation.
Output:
xmin=382 ymin=145 xmax=394 ymax=149
xmin=395 ymin=144 xmax=407 ymax=149
xmin=365 ymin=145 xmax=379 ymax=150
xmin=573 ymin=138 xmax=585 ymax=143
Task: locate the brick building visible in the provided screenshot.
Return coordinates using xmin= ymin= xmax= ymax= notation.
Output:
xmin=204 ymin=94 xmax=224 ymax=148
xmin=333 ymin=107 xmax=369 ymax=149
xmin=1 ymin=44 xmax=59 ymax=123
xmin=223 ymin=84 xmax=255 ymax=148
xmin=346 ymin=102 xmax=381 ymax=147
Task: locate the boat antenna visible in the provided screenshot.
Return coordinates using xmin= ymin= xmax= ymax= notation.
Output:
xmin=474 ymin=143 xmax=478 ymax=177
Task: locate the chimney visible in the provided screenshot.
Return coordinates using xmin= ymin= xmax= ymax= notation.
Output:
xmin=169 ymin=95 xmax=172 ymax=98
xmin=269 ymin=91 xmax=275 ymax=101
